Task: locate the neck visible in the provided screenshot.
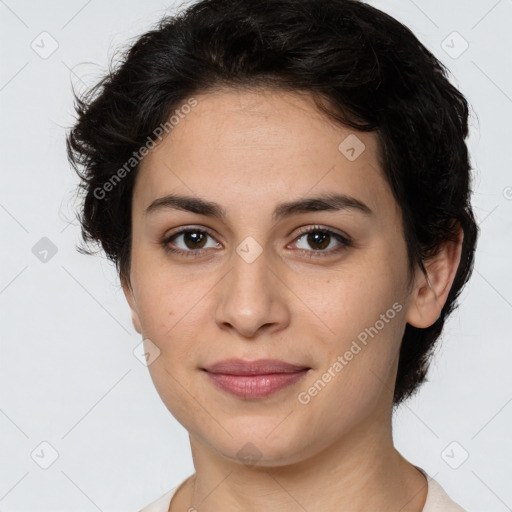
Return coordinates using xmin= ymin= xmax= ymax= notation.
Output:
xmin=176 ymin=405 xmax=428 ymax=512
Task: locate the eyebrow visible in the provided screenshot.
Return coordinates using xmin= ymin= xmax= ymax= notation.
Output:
xmin=144 ymin=192 xmax=374 ymax=220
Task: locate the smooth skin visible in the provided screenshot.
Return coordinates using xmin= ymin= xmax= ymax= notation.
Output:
xmin=122 ymin=87 xmax=463 ymax=512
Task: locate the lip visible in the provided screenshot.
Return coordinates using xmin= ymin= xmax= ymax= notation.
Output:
xmin=204 ymin=358 xmax=310 ymax=375
xmin=202 ymin=359 xmax=311 ymax=399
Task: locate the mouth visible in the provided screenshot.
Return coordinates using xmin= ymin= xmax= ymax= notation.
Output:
xmin=201 ymin=359 xmax=311 ymax=399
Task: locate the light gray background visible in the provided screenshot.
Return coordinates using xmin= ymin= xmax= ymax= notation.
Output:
xmin=1 ymin=0 xmax=511 ymax=511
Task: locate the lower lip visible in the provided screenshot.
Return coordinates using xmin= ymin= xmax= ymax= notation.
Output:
xmin=204 ymin=370 xmax=309 ymax=399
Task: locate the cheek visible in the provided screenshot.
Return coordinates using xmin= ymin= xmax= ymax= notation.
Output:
xmin=292 ymin=307 xmax=405 ymax=444
xmin=130 ymin=249 xmax=193 ymax=336
xmin=132 ymin=269 xmax=210 ymax=374
xmin=146 ymin=361 xmax=203 ymax=436
xmin=297 ymin=261 xmax=405 ymax=346
xmin=294 ymin=255 xmax=407 ymax=402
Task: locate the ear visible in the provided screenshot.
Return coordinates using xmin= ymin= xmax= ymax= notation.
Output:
xmin=406 ymin=223 xmax=464 ymax=329
xmin=121 ymin=275 xmax=142 ymax=335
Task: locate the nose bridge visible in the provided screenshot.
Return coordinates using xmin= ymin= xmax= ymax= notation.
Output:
xmin=214 ymin=238 xmax=289 ymax=337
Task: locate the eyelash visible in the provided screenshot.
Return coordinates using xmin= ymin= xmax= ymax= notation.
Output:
xmin=161 ymin=225 xmax=352 ymax=259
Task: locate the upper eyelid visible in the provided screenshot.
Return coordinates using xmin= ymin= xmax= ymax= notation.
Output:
xmin=165 ymin=225 xmax=218 ymax=242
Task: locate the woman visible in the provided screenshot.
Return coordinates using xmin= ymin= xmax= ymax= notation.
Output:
xmin=66 ymin=0 xmax=478 ymax=510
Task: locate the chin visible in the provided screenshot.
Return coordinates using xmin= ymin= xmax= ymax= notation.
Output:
xmin=196 ymin=423 xmax=316 ymax=468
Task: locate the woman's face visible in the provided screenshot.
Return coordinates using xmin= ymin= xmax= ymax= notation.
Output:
xmin=123 ymin=87 xmax=419 ymax=466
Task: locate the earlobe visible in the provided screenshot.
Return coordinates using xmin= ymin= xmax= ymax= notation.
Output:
xmin=121 ymin=276 xmax=142 ymax=335
xmin=406 ymin=225 xmax=464 ymax=329
xmin=130 ymin=309 xmax=142 ymax=335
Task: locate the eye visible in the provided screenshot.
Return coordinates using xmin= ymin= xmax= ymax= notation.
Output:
xmin=289 ymin=225 xmax=351 ymax=258
xmin=161 ymin=227 xmax=221 ymax=258
xmin=161 ymin=225 xmax=352 ymax=259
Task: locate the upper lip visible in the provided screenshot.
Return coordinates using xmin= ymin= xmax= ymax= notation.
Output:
xmin=203 ymin=358 xmax=310 ymax=375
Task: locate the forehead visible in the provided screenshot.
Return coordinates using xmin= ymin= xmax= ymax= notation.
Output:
xmin=158 ymin=86 xmax=379 ymax=159
xmin=134 ymin=87 xmax=400 ymax=225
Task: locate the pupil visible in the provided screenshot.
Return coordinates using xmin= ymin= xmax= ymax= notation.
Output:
xmin=185 ymin=231 xmax=206 ymax=249
xmin=308 ymin=231 xmax=329 ymax=250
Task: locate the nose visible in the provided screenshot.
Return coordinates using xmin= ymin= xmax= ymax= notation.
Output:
xmin=214 ymin=246 xmax=291 ymax=339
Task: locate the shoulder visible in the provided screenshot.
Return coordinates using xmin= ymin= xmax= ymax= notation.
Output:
xmin=137 ymin=486 xmax=177 ymax=512
xmin=138 ymin=474 xmax=195 ymax=512
xmin=417 ymin=467 xmax=467 ymax=512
